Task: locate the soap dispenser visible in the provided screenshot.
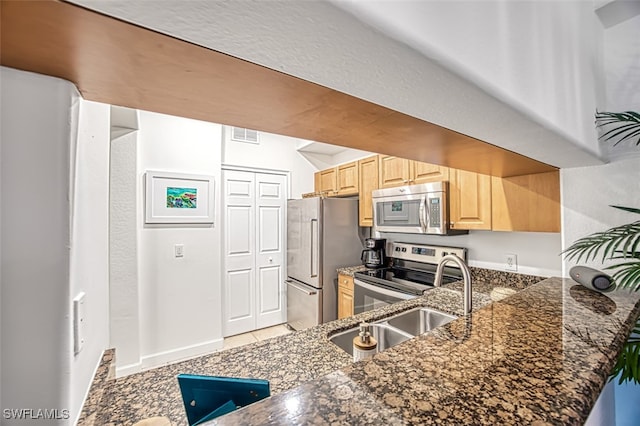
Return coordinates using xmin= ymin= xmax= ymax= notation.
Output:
xmin=352 ymin=322 xmax=378 ymax=361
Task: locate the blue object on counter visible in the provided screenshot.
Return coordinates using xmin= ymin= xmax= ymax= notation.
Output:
xmin=177 ymin=374 xmax=270 ymax=425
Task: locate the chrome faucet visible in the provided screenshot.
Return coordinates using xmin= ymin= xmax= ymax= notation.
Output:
xmin=434 ymin=254 xmax=472 ymax=315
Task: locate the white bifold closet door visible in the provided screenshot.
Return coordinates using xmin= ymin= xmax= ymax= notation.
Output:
xmin=223 ymin=169 xmax=287 ymax=337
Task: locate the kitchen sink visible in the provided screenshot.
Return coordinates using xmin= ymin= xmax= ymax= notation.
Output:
xmin=385 ymin=307 xmax=457 ymax=336
xmin=329 ymin=307 xmax=457 ymax=357
xmin=329 ymin=323 xmax=413 ymax=356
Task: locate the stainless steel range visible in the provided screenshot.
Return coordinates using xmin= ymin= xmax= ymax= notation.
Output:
xmin=353 ymin=242 xmax=467 ymax=314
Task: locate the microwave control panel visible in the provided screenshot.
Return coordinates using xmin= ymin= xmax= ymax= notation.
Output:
xmin=429 ymin=198 xmax=441 ymax=228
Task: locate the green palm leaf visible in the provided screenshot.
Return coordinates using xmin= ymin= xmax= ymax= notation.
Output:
xmin=595 ymin=110 xmax=640 ymax=146
xmin=606 ymin=261 xmax=640 ymax=291
xmin=611 ymin=319 xmax=640 ymax=385
xmin=562 ymin=221 xmax=640 ymax=263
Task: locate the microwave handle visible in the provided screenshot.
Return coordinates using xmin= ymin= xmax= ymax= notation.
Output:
xmin=419 ymin=196 xmax=427 ymax=231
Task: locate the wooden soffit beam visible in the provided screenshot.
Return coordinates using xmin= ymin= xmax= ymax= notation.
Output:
xmin=0 ymin=0 xmax=557 ymax=177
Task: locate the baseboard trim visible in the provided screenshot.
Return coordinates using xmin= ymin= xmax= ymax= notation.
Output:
xmin=116 ymin=361 xmax=143 ymax=378
xmin=140 ymin=338 xmax=224 ymax=371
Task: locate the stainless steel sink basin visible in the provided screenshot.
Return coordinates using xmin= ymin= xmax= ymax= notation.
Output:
xmin=329 ymin=308 xmax=457 ymax=357
xmin=385 ymin=307 xmax=457 ymax=336
xmin=329 ymin=323 xmax=413 ymax=356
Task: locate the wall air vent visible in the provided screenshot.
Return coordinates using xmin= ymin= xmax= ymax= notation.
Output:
xmin=231 ymin=127 xmax=259 ymax=144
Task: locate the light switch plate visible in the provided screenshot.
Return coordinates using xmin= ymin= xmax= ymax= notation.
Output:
xmin=175 ymin=244 xmax=184 ymax=258
xmin=73 ymin=292 xmax=86 ymax=355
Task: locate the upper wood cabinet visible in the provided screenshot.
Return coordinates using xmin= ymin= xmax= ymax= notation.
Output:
xmin=313 ymin=155 xmax=559 ymax=233
xmin=491 ymin=171 xmax=560 ymax=232
xmin=379 ymin=155 xmax=449 ymax=188
xmin=412 ymin=162 xmax=449 ymax=184
xmin=315 ymin=168 xmax=337 ymax=196
xmin=449 ymin=169 xmax=492 ymax=230
xmin=336 ymin=161 xmax=359 ymax=196
xmin=358 ymin=155 xmax=379 ymax=226
xmin=378 ymin=156 xmax=411 ymax=188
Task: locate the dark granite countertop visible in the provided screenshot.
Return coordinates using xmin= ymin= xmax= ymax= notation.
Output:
xmin=80 ymin=270 xmax=640 ymax=425
xmin=209 ymin=277 xmax=640 ymax=425
xmin=336 ymin=265 xmax=369 ymax=277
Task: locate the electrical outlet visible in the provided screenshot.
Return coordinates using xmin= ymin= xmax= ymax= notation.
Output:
xmin=505 ymin=254 xmax=518 ymax=272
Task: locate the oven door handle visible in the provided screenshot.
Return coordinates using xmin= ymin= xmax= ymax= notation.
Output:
xmin=354 ymin=279 xmax=415 ymax=300
xmin=419 ymin=195 xmax=427 ymax=231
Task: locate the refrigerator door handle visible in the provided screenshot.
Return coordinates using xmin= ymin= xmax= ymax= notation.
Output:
xmin=286 ymin=279 xmax=318 ymax=295
xmin=310 ymin=219 xmax=318 ymax=277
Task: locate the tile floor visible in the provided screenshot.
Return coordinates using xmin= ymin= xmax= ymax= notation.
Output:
xmin=221 ymin=324 xmax=292 ymax=351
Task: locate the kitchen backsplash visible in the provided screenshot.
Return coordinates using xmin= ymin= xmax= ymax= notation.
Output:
xmin=469 ymin=267 xmax=545 ymax=290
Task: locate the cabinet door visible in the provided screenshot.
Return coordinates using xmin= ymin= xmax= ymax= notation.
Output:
xmin=358 ymin=155 xmax=379 ymax=227
xmin=336 ymin=161 xmax=359 ymax=196
xmin=449 ymin=169 xmax=492 ymax=230
xmin=318 ymin=168 xmax=337 ymax=195
xmin=314 ymin=171 xmax=321 ymax=193
xmin=379 ymin=155 xmax=411 ymax=188
xmin=411 ymin=161 xmax=449 ymax=184
xmin=337 ymin=274 xmax=354 ymax=319
xmin=491 ymin=171 xmax=560 ymax=232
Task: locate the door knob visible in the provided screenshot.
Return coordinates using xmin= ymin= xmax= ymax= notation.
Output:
xmin=269 ymin=257 xmax=273 ymax=262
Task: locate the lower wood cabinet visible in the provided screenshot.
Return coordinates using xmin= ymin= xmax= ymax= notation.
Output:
xmin=337 ymin=273 xmax=354 ymax=319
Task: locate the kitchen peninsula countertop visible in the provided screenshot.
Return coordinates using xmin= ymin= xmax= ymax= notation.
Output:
xmin=82 ymin=275 xmax=640 ymax=425
xmin=209 ymin=277 xmax=640 ymax=425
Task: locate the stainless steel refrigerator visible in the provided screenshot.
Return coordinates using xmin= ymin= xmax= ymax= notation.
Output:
xmin=286 ymin=197 xmax=363 ymax=330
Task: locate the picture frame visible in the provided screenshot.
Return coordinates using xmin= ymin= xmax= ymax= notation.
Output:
xmin=145 ymin=171 xmax=215 ymax=224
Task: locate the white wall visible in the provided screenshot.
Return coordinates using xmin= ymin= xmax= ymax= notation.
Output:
xmin=561 ymin=156 xmax=640 ymax=426
xmin=1 ymin=67 xmax=74 ymax=424
xmin=334 ymin=0 xmax=604 ymax=158
xmin=378 ymin=230 xmax=562 ymax=277
xmin=69 ymin=100 xmax=111 ymax=423
xmin=109 ymin=116 xmax=141 ymax=372
xmin=603 ymin=13 xmax=640 ymax=111
xmin=561 ymin=157 xmax=640 ymax=275
xmin=222 ymin=126 xmax=315 ymax=198
xmin=110 ymin=110 xmax=224 ymax=375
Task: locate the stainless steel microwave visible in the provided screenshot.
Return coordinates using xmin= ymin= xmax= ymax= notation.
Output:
xmin=372 ymin=182 xmax=465 ymax=235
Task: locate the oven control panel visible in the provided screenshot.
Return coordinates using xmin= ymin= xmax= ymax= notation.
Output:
xmin=390 ymin=242 xmax=466 ymax=264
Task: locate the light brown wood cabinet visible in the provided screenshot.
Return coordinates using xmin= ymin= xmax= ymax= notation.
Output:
xmin=379 ymin=155 xmax=449 ymax=188
xmin=313 ymin=155 xmax=560 ymax=233
xmin=358 ymin=155 xmax=379 ymax=226
xmin=412 ymin=161 xmax=449 ymax=184
xmin=449 ymin=168 xmax=492 ymax=230
xmin=337 ymin=273 xmax=354 ymax=319
xmin=315 ymin=168 xmax=337 ymax=196
xmin=491 ymin=171 xmax=560 ymax=232
xmin=378 ymin=155 xmax=411 ymax=188
xmin=336 ymin=161 xmax=359 ymax=196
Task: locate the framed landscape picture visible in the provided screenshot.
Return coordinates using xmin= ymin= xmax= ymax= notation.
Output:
xmin=145 ymin=171 xmax=215 ymax=224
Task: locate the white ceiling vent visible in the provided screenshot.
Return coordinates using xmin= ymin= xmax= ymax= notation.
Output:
xmin=231 ymin=127 xmax=259 ymax=144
